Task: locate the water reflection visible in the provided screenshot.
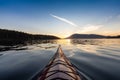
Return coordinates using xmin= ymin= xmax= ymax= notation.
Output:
xmin=0 ymin=39 xmax=120 ymax=80
xmin=0 ymin=54 xmax=3 ymax=56
xmin=70 ymin=39 xmax=120 ymax=46
xmin=70 ymin=39 xmax=102 ymax=45
xmin=56 ymin=39 xmax=71 ymax=45
xmin=1 ymin=39 xmax=120 ymax=52
xmin=37 ymin=45 xmax=57 ymax=49
xmin=27 ymin=39 xmax=57 ymax=45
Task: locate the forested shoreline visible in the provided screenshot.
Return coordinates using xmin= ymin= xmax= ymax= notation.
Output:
xmin=0 ymin=29 xmax=60 ymax=46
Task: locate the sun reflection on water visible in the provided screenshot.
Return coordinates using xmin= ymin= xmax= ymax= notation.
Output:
xmin=54 ymin=39 xmax=120 ymax=57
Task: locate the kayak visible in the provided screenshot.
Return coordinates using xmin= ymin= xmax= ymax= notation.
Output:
xmin=31 ymin=45 xmax=89 ymax=80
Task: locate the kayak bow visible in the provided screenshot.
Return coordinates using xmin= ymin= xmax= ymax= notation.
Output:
xmin=31 ymin=45 xmax=88 ymax=80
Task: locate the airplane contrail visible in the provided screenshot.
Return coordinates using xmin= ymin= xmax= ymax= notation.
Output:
xmin=50 ymin=14 xmax=102 ymax=33
xmin=50 ymin=14 xmax=78 ymax=27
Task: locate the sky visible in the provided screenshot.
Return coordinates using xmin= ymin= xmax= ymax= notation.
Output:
xmin=0 ymin=0 xmax=120 ymax=38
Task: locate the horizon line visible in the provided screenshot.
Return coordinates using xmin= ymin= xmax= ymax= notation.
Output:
xmin=0 ymin=28 xmax=120 ymax=38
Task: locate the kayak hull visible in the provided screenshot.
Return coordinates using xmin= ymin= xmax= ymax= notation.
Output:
xmin=31 ymin=45 xmax=88 ymax=80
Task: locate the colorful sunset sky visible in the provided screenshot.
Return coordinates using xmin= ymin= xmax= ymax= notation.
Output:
xmin=0 ymin=0 xmax=120 ymax=38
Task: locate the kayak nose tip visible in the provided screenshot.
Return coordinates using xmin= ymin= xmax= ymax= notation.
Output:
xmin=59 ymin=44 xmax=61 ymax=47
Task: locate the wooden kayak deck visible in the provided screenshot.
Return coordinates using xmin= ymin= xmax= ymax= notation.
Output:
xmin=31 ymin=45 xmax=89 ymax=80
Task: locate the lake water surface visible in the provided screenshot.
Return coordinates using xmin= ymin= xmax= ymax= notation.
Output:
xmin=0 ymin=39 xmax=120 ymax=80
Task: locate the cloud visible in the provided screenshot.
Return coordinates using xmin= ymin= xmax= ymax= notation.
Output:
xmin=80 ymin=24 xmax=103 ymax=33
xmin=50 ymin=14 xmax=78 ymax=27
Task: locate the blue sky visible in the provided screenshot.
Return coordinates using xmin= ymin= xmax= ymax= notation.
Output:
xmin=0 ymin=0 xmax=120 ymax=38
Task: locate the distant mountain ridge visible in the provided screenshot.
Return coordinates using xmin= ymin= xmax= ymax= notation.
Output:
xmin=67 ymin=34 xmax=120 ymax=39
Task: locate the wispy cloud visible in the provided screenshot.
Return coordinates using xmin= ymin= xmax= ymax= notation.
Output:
xmin=80 ymin=24 xmax=103 ymax=33
xmin=50 ymin=14 xmax=78 ymax=27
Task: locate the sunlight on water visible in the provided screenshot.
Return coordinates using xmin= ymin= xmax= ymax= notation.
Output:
xmin=56 ymin=39 xmax=71 ymax=45
xmin=0 ymin=39 xmax=120 ymax=80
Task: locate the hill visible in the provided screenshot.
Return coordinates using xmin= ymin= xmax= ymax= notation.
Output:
xmin=67 ymin=34 xmax=120 ymax=39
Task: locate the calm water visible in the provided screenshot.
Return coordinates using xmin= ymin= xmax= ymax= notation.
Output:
xmin=0 ymin=39 xmax=120 ymax=80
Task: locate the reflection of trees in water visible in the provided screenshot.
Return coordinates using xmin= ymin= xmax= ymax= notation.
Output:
xmin=0 ymin=40 xmax=58 ymax=51
xmin=32 ymin=40 xmax=57 ymax=49
xmin=28 ymin=40 xmax=57 ymax=44
xmin=0 ymin=39 xmax=55 ymax=52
